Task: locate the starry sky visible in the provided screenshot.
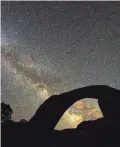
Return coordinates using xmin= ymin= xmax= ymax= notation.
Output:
xmin=1 ymin=1 xmax=120 ymax=130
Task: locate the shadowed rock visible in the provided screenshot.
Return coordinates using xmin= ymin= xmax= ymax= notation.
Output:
xmin=1 ymin=85 xmax=120 ymax=147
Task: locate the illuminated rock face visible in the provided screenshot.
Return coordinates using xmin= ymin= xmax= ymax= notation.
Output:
xmin=55 ymin=99 xmax=103 ymax=130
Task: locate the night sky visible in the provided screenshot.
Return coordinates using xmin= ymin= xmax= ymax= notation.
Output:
xmin=1 ymin=1 xmax=120 ymax=130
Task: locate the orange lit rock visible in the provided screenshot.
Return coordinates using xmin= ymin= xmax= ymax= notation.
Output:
xmin=74 ymin=101 xmax=84 ymax=109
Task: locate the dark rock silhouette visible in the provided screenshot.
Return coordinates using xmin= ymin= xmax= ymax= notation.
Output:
xmin=20 ymin=119 xmax=27 ymax=123
xmin=1 ymin=85 xmax=120 ymax=147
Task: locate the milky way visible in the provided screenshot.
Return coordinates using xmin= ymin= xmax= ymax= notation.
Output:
xmin=1 ymin=1 xmax=120 ymax=130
